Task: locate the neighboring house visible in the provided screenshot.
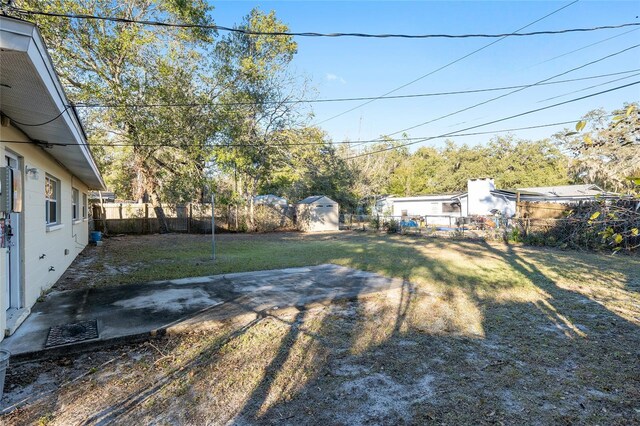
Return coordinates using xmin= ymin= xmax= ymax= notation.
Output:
xmin=88 ymin=191 xmax=116 ymax=203
xmin=295 ymin=196 xmax=339 ymax=232
xmin=388 ymin=178 xmax=507 ymax=225
xmin=384 ymin=178 xmax=612 ymax=224
xmin=388 ymin=193 xmax=466 ymax=226
xmin=371 ymin=196 xmax=392 ymax=216
xmin=0 ymin=16 xmax=106 ymax=339
xmin=514 ymin=184 xmax=611 ymax=203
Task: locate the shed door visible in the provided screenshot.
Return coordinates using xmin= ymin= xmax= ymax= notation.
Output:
xmin=314 ymin=204 xmax=336 ymax=231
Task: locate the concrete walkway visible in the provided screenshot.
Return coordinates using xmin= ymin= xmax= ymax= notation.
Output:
xmin=0 ymin=264 xmax=403 ymax=358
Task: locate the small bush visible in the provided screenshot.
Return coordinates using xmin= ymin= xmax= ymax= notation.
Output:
xmin=369 ymin=215 xmax=381 ymax=231
xmin=385 ymin=219 xmax=400 ymax=234
xmin=509 ymin=228 xmax=523 ymax=243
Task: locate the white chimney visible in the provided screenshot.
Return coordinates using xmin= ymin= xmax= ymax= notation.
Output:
xmin=467 ymin=178 xmax=496 ymax=215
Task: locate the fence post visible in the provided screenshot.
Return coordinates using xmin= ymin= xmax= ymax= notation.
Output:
xmin=144 ymin=203 xmax=149 ymax=234
xmin=188 ymin=203 xmax=193 ymax=234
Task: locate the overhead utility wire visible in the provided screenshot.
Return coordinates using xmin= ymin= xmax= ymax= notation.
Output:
xmin=8 ymin=70 xmax=632 ymax=127
xmin=0 ymin=117 xmax=605 ymax=148
xmin=10 ymin=5 xmax=636 ymax=39
xmin=346 ymin=80 xmax=640 ymax=159
xmin=536 ymin=71 xmax=640 ymax=103
xmin=383 ymin=43 xmax=640 ymax=137
xmin=70 ymin=69 xmax=640 ymax=109
xmin=525 ymin=27 xmax=640 ymax=69
xmin=315 ymin=0 xmax=579 ymax=125
xmin=1 ymin=105 xmax=73 ymax=126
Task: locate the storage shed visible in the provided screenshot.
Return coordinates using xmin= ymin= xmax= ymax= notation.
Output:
xmin=295 ymin=196 xmax=339 ymax=232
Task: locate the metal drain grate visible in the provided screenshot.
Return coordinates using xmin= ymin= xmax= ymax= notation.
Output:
xmin=45 ymin=320 xmax=99 ymax=348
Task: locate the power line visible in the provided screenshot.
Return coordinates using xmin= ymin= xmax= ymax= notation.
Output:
xmin=0 ymin=116 xmax=615 ymax=149
xmin=9 ymin=5 xmax=637 ymax=39
xmin=536 ymin=71 xmax=640 ymax=103
xmin=383 ymin=43 xmax=640 ymax=137
xmin=70 ymin=69 xmax=640 ymax=109
xmin=1 ymin=105 xmax=73 ymax=126
xmin=346 ymin=80 xmax=640 ymax=159
xmin=7 ymin=69 xmax=632 ymax=127
xmin=314 ymin=0 xmax=580 ymax=125
xmin=525 ymin=27 xmax=640 ymax=69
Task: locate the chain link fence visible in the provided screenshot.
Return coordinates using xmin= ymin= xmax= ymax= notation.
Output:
xmin=340 ymin=213 xmax=512 ymax=239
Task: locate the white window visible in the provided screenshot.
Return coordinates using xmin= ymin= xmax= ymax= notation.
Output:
xmin=72 ymin=188 xmax=79 ymax=221
xmin=45 ymin=175 xmax=60 ymax=225
xmin=82 ymin=193 xmax=88 ymax=219
xmin=442 ymin=202 xmax=460 ymax=213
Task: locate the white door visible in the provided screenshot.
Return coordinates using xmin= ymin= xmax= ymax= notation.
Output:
xmin=4 ymin=153 xmax=21 ymax=311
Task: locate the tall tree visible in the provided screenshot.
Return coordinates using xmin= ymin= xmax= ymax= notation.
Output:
xmin=558 ymin=103 xmax=639 ymax=193
xmin=212 ymin=8 xmax=304 ymax=230
xmin=345 ymin=138 xmax=409 ymax=200
xmin=258 ymin=127 xmax=356 ymax=209
xmin=14 ymin=0 xmax=217 ymax=231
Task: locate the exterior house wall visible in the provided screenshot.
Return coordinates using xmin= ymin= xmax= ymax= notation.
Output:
xmin=486 ymin=193 xmax=516 ymax=217
xmin=376 ymin=180 xmax=607 ymax=226
xmin=390 ymin=197 xmax=467 ymax=226
xmin=373 ymin=198 xmax=393 ymax=216
xmin=0 ymin=244 xmax=5 ymax=339
xmin=467 ymin=178 xmax=495 ymax=215
xmin=467 ymin=179 xmax=515 ymax=217
xmin=0 ymin=124 xmax=90 ymax=340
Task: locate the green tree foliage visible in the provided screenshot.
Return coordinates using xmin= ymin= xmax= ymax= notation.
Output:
xmin=345 ymin=138 xmax=409 ymax=199
xmin=14 ymin=0 xmax=217 ymax=231
xmin=558 ymin=103 xmax=640 ymax=252
xmin=212 ymin=9 xmax=308 ymax=229
xmin=558 ymin=103 xmax=639 ymax=193
xmin=258 ymin=127 xmax=356 ymax=210
xmin=383 ymin=136 xmax=569 ymax=196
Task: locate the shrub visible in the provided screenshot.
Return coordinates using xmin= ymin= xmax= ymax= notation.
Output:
xmin=385 ymin=219 xmax=400 ymax=234
xmin=369 ymin=215 xmax=381 ymax=231
xmin=515 ymin=199 xmax=639 ymax=252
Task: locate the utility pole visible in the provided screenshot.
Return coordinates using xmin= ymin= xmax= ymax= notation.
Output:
xmin=211 ymin=191 xmax=216 ymax=260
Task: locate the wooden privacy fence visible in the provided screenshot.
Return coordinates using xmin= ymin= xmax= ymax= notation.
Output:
xmin=92 ymin=202 xmax=295 ymax=234
xmin=516 ymin=201 xmax=569 ymax=219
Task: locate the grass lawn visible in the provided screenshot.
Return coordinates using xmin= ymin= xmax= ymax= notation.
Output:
xmin=3 ymin=232 xmax=639 ymax=425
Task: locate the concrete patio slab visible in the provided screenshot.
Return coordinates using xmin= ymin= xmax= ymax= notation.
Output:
xmin=0 ymin=264 xmax=403 ymax=358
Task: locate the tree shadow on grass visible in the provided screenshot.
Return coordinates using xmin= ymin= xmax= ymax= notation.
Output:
xmin=14 ymin=234 xmax=639 ymax=425
xmin=238 ymin=238 xmax=640 ymax=425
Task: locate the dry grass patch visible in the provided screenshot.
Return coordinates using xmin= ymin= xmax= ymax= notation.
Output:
xmin=3 ymin=232 xmax=639 ymax=425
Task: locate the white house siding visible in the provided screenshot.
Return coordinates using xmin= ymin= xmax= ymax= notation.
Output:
xmin=390 ymin=197 xmax=467 ymax=226
xmin=0 ymin=124 xmax=90 ymax=340
xmin=467 ymin=179 xmax=515 ymax=217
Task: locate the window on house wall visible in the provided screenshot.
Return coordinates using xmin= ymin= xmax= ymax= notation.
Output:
xmin=82 ymin=193 xmax=88 ymax=219
xmin=442 ymin=202 xmax=461 ymax=213
xmin=45 ymin=175 xmax=60 ymax=225
xmin=72 ymin=188 xmax=79 ymax=221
